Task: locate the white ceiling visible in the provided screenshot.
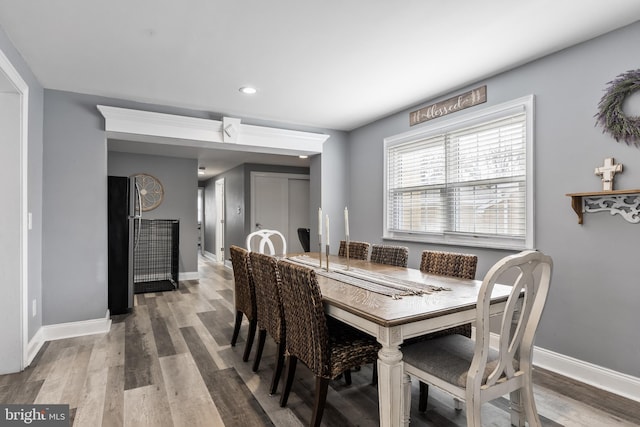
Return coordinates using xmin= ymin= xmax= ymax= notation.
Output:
xmin=1 ymin=1 xmax=640 ymax=178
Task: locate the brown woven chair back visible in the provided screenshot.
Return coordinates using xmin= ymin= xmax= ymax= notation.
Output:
xmin=249 ymin=252 xmax=285 ymax=344
xmin=418 ymin=250 xmax=478 ymax=342
xmin=338 ymin=240 xmax=370 ymax=260
xmin=420 ymin=250 xmax=478 ymax=280
xmin=277 ymin=260 xmax=331 ymax=377
xmin=370 ymin=244 xmax=409 ymax=267
xmin=230 ymin=245 xmax=256 ymax=321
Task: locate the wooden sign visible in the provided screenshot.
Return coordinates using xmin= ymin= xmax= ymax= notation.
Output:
xmin=409 ymin=85 xmax=487 ymax=126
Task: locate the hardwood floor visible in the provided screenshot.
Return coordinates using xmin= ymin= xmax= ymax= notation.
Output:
xmin=1 ymin=256 xmax=639 ymax=426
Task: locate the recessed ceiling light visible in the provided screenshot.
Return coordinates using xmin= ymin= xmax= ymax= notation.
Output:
xmin=239 ymin=86 xmax=257 ymax=95
xmin=299 ymin=155 xmax=308 ymax=159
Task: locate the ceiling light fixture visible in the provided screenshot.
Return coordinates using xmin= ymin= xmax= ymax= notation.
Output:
xmin=239 ymin=86 xmax=257 ymax=95
xmin=299 ymin=155 xmax=308 ymax=159
xmin=198 ymin=166 xmax=206 ymax=175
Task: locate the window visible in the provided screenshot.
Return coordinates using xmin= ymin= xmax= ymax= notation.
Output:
xmin=384 ymin=96 xmax=534 ymax=250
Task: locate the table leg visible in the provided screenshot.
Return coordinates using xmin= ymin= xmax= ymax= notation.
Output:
xmin=377 ymin=346 xmax=404 ymax=427
xmin=377 ymin=326 xmax=406 ymax=427
xmin=403 ymin=372 xmax=412 ymax=425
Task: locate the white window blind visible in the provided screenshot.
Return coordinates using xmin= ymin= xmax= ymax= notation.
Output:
xmin=384 ymin=96 xmax=533 ymax=249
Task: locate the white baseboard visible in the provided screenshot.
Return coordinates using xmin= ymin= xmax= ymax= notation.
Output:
xmin=179 ymin=271 xmax=199 ymax=281
xmin=25 ymin=310 xmax=112 ymax=367
xmin=487 ymin=332 xmax=640 ymax=403
xmin=203 ymin=250 xmax=218 ymax=262
xmin=533 ymin=345 xmax=640 ymax=403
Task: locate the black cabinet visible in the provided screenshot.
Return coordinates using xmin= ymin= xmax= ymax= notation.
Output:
xmin=108 ymin=176 xmax=134 ymax=315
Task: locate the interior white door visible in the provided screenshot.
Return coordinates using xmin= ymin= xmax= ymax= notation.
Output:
xmin=251 ymin=173 xmax=309 ymax=254
xmin=215 ymin=178 xmax=225 ymax=262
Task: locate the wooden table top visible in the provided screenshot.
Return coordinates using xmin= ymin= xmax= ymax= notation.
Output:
xmin=286 ymin=253 xmax=512 ymax=328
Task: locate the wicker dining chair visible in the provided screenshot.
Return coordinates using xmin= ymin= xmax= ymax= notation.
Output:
xmin=416 ymin=249 xmax=478 ymax=412
xmin=403 ymin=250 xmax=553 ymax=426
xmin=370 ymin=244 xmax=409 ymax=267
xmin=248 ymin=251 xmax=286 ymax=395
xmin=229 ymin=245 xmax=258 ymax=363
xmin=277 ymin=260 xmax=381 ymax=427
xmin=338 ymin=240 xmax=371 ymax=260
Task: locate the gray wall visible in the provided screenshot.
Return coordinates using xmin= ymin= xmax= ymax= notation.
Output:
xmin=348 ymin=21 xmax=640 ymax=377
xmin=42 ymin=91 xmax=110 ymax=324
xmin=107 ymin=152 xmax=198 ymax=275
xmin=296 ymin=129 xmax=348 ymax=249
xmin=214 ymin=165 xmax=245 ymax=261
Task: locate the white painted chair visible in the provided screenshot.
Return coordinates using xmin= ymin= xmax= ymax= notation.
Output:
xmin=246 ymin=229 xmax=287 ymax=256
xmin=402 ymin=250 xmax=553 ymax=426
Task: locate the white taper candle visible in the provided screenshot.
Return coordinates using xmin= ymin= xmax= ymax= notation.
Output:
xmin=344 ymin=207 xmax=349 ymax=237
xmin=325 ymin=214 xmax=330 ymax=247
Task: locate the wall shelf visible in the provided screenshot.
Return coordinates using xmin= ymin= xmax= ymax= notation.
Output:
xmin=566 ymin=189 xmax=640 ymax=224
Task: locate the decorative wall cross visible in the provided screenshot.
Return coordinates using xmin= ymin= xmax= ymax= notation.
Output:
xmin=594 ymin=157 xmax=623 ymax=191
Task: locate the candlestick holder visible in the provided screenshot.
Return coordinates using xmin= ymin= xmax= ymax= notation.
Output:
xmin=325 ymin=244 xmax=330 ymax=271
xmin=346 ymin=236 xmax=350 ymax=270
xmin=318 ymin=239 xmax=322 ymax=268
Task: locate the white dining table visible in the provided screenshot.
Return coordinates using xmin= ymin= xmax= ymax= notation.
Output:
xmin=289 ymin=253 xmax=521 ymax=427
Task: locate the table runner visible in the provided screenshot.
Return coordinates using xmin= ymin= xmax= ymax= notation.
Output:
xmin=286 ymin=255 xmax=450 ymax=298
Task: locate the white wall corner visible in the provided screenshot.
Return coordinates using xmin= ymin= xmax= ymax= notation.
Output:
xmin=25 ymin=311 xmax=112 ymax=367
xmin=179 ymin=271 xmax=199 ymax=281
xmin=25 ymin=327 xmax=45 ymax=367
xmin=41 ymin=311 xmax=112 ymax=343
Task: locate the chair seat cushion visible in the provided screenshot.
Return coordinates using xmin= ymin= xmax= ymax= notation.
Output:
xmin=326 ymin=317 xmax=380 ymax=379
xmin=402 ymin=334 xmax=502 ymax=388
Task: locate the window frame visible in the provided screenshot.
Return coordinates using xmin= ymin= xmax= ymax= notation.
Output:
xmin=383 ymin=95 xmax=535 ymax=250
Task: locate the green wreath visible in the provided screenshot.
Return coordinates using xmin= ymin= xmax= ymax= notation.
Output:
xmin=595 ymin=69 xmax=640 ymax=148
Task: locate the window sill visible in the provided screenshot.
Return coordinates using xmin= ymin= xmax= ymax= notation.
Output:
xmin=383 ymin=233 xmax=531 ymax=251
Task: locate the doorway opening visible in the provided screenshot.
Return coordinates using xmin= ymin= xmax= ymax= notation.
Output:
xmin=215 ymin=178 xmax=225 ymax=263
xmin=0 ymin=47 xmax=29 ymax=373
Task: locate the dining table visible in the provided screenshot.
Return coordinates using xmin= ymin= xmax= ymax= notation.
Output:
xmin=285 ymin=253 xmax=522 ymax=427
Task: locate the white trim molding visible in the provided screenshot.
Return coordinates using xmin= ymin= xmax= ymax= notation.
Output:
xmin=25 ymin=311 xmax=112 ymax=367
xmin=97 ymin=105 xmax=330 ymax=157
xmin=25 ymin=328 xmax=44 ymax=367
xmin=487 ymin=332 xmax=640 ymax=403
xmin=179 ymin=271 xmax=199 ymax=281
xmin=533 ymin=345 xmax=640 ymax=403
xmin=0 ymin=45 xmax=30 ymax=371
